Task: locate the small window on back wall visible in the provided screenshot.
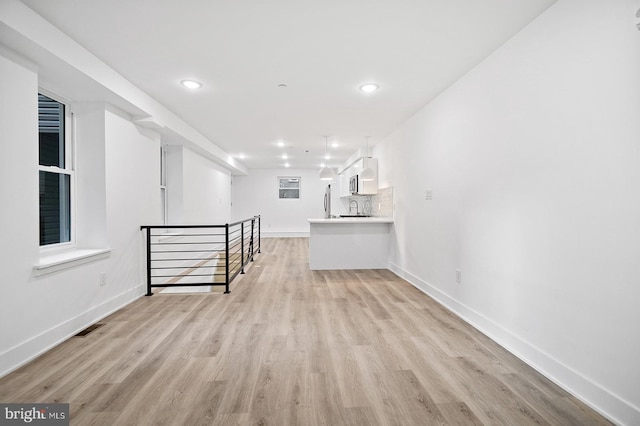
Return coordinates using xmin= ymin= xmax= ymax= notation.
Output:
xmin=278 ymin=177 xmax=300 ymax=199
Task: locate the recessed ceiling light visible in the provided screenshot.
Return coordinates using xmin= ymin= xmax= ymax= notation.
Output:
xmin=181 ymin=80 xmax=202 ymax=89
xmin=282 ymin=154 xmax=288 ymax=160
xmin=324 ymin=153 xmax=330 ymax=160
xmin=284 ymin=162 xmax=290 ymax=168
xmin=238 ymin=153 xmax=246 ymax=159
xmin=359 ymin=83 xmax=379 ymax=93
xmin=278 ymin=83 xmax=288 ymax=88
xmin=276 ymin=140 xmax=285 ymax=147
xmin=331 ymin=141 xmax=339 ymax=148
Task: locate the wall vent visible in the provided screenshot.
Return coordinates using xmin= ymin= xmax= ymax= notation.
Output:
xmin=74 ymin=323 xmax=104 ymax=337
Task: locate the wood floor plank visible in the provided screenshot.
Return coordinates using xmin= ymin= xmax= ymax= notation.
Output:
xmin=403 ymin=335 xmax=465 ymax=404
xmin=0 ymin=237 xmax=613 ymax=425
xmin=328 ymin=345 xmax=371 ymax=408
xmin=352 ymin=344 xmax=417 ymax=425
xmin=437 ymin=401 xmax=484 ymax=426
xmin=119 ymin=357 xmax=210 ymax=425
xmin=138 ymin=358 xmax=216 ymax=426
xmin=446 ymin=356 xmax=551 ymax=425
xmin=307 ymin=372 xmax=350 ymax=426
xmin=178 ymin=380 xmax=227 ymax=426
xmin=501 ymin=371 xmax=602 ymax=426
xmin=66 ymin=382 xmax=115 ymax=425
xmin=391 ymin=369 xmax=449 ymax=425
xmin=356 ymin=274 xmax=393 ymax=320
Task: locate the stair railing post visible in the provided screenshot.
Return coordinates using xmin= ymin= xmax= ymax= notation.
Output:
xmin=144 ymin=227 xmax=153 ymax=296
xmin=250 ymin=218 xmax=255 ymax=262
xmin=241 ymin=222 xmax=245 ymax=274
xmin=225 ymin=223 xmax=230 ymax=294
xmin=257 ymin=215 xmax=261 ymax=253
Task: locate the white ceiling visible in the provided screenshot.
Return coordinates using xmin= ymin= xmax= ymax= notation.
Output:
xmin=21 ymin=0 xmax=556 ymax=170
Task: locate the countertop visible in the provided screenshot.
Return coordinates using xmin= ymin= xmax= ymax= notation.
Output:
xmin=308 ymin=217 xmax=394 ymax=224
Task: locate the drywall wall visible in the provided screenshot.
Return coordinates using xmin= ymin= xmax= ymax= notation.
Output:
xmin=0 ymin=48 xmax=162 ymax=377
xmin=165 ymin=145 xmax=184 ymax=224
xmin=182 ymin=147 xmax=231 ymax=225
xmin=105 ymin=107 xmax=162 ymax=296
xmin=0 ymin=49 xmax=41 ymax=371
xmin=374 ymin=0 xmax=640 ymax=424
xmin=232 ymin=169 xmax=326 ymax=236
xmin=0 ymin=2 xmax=245 ymax=376
xmin=74 ymin=102 xmax=108 ymax=249
xmin=165 ymin=145 xmax=231 ymax=225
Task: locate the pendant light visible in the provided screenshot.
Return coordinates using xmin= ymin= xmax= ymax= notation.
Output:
xmin=319 ymin=136 xmax=335 ymax=180
xmin=360 ymin=136 xmax=375 ymax=181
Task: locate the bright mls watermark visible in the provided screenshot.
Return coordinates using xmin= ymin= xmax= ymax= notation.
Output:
xmin=0 ymin=404 xmax=68 ymax=425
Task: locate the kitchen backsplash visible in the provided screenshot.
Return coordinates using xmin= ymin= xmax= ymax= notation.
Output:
xmin=340 ymin=186 xmax=393 ymax=218
xmin=371 ymin=187 xmax=393 ymax=218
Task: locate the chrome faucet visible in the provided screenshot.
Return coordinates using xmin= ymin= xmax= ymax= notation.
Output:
xmin=349 ymin=199 xmax=359 ymax=215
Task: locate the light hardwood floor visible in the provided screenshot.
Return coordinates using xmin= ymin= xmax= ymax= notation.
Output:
xmin=0 ymin=238 xmax=612 ymax=425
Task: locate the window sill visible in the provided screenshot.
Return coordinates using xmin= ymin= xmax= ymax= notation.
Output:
xmin=34 ymin=248 xmax=111 ymax=277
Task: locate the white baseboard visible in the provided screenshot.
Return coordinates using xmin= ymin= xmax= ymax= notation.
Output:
xmin=261 ymin=232 xmax=309 ymax=238
xmin=388 ymin=262 xmax=638 ymax=426
xmin=0 ymin=285 xmax=146 ymax=378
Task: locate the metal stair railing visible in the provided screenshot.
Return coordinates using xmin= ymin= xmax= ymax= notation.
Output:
xmin=140 ymin=215 xmax=260 ymax=296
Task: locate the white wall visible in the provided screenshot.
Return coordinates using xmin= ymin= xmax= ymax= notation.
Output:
xmin=0 ymin=48 xmax=162 ymax=376
xmin=105 ymin=107 xmax=162 ymax=296
xmin=165 ymin=145 xmax=231 ymax=225
xmin=232 ymin=169 xmax=327 ymax=236
xmin=0 ymin=49 xmax=41 ymax=371
xmin=0 ymin=5 xmax=237 ymax=375
xmin=165 ymin=145 xmax=184 ymax=224
xmin=182 ymin=147 xmax=231 ymax=225
xmin=74 ymin=102 xmax=108 ymax=248
xmin=374 ymin=0 xmax=640 ymax=424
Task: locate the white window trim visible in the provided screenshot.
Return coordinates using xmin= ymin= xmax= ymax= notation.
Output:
xmin=34 ymin=248 xmax=111 ymax=277
xmin=278 ymin=176 xmax=301 ymax=199
xmin=34 ymin=91 xmax=110 ymax=274
xmin=38 ymin=89 xmax=77 ymax=252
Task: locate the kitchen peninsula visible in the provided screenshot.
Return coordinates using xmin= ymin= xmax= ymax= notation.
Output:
xmin=308 ymin=217 xmax=394 ymax=270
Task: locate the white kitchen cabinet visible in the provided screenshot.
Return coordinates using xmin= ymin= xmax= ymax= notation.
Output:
xmin=339 ymin=172 xmax=351 ymax=197
xmin=338 ymin=157 xmax=378 ymax=197
xmin=308 ymin=217 xmax=393 ymax=270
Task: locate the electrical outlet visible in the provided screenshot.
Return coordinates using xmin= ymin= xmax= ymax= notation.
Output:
xmin=99 ymin=272 xmax=107 ymax=287
xmin=456 ymin=269 xmax=462 ymax=283
xmin=425 ymin=189 xmax=433 ymax=200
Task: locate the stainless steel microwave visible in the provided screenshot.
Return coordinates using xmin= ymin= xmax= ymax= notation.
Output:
xmin=349 ymin=175 xmax=359 ymax=194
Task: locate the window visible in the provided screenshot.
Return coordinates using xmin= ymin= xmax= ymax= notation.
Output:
xmin=38 ymin=93 xmax=73 ymax=246
xmin=278 ymin=177 xmax=300 ymax=199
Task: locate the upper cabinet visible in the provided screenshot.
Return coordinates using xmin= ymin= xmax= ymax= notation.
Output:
xmin=339 ymin=157 xmax=378 ymax=197
xmin=339 ymin=172 xmax=351 ymax=197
